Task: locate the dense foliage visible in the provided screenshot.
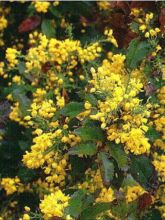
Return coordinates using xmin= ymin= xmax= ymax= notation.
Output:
xmin=0 ymin=1 xmax=165 ymax=220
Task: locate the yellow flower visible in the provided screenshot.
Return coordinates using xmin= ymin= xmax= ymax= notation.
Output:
xmin=34 ymin=1 xmax=50 ymax=13
xmin=40 ymin=190 xmax=69 ymax=218
xmin=6 ymin=48 xmax=19 ymax=68
xmin=139 ymin=24 xmax=147 ymax=32
xmin=126 ymin=185 xmax=145 ymax=203
xmin=0 ymin=16 xmax=7 ymax=31
xmin=23 ymin=214 xmax=30 ymax=220
xmin=84 ymin=101 xmax=92 ymax=110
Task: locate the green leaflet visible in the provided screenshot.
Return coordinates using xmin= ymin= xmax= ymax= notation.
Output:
xmin=61 ymin=102 xmax=84 ymax=118
xmin=107 ymin=143 xmax=128 ymax=170
xmin=74 ymin=126 xmax=104 ymax=142
xmin=68 ymin=142 xmax=97 ymax=156
xmin=126 ymin=38 xmax=151 ymax=70
xmin=99 ymin=152 xmax=114 ymax=187
xmin=41 ymin=19 xmax=56 ymax=38
xmin=130 ymin=155 xmax=154 ymax=189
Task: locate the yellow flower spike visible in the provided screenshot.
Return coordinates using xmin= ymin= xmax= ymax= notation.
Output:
xmin=39 ymin=190 xmax=69 ymax=218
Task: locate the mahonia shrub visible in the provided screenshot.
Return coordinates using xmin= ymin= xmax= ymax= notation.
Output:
xmin=0 ymin=1 xmax=165 ymax=220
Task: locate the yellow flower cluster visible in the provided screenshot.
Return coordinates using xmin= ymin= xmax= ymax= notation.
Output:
xmin=79 ymin=42 xmax=102 ymax=64
xmin=0 ymin=62 xmax=7 ymax=78
xmin=26 ymin=33 xmax=102 ymax=74
xmin=9 ymin=102 xmax=27 ymax=126
xmin=0 ymin=16 xmax=7 ymax=31
xmin=125 ymin=185 xmax=145 ymax=203
xmin=61 ymin=133 xmax=81 ymax=147
xmin=77 ymin=168 xmax=103 ymax=193
xmin=152 ymin=153 xmax=165 ymax=182
xmin=96 ymin=187 xmax=115 ymax=203
xmin=119 ymin=128 xmax=150 ymax=155
xmin=97 ymin=1 xmax=110 ymax=11
xmin=158 ymin=86 xmax=165 ymax=105
xmin=6 ymin=48 xmax=19 ymax=68
xmin=1 ymin=177 xmax=22 ymax=195
xmin=131 ymin=9 xmax=161 ymax=38
xmin=89 ymin=54 xmax=151 ymax=154
xmin=44 ymin=153 xmax=68 ymax=187
xmin=0 ymin=5 xmax=9 ymax=47
xmin=33 ymin=1 xmax=50 ymax=13
xmin=23 ymin=132 xmax=55 ymax=169
xmin=104 ymin=29 xmax=118 ymax=47
xmin=39 ymin=190 xmax=69 ymax=219
xmin=30 ymin=99 xmax=56 ymax=119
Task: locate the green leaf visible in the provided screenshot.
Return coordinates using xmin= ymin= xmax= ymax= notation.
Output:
xmin=68 ymin=142 xmax=97 ymax=156
xmin=74 ymin=126 xmax=104 ymax=142
xmin=122 ymin=174 xmax=139 ymax=188
xmin=66 ymin=190 xmax=93 ymax=218
xmin=85 ymin=94 xmax=98 ymax=105
xmin=130 ymin=22 xmax=139 ymax=33
xmin=111 ymin=201 xmax=138 ymax=220
xmin=49 ymin=6 xmax=61 ymax=18
xmin=12 ymin=88 xmax=30 ymax=116
xmin=146 ymin=127 xmax=161 ymax=142
xmin=142 ymin=209 xmax=161 ymax=220
xmin=18 ymin=140 xmax=29 ymax=151
xmin=126 ymin=38 xmax=151 ymax=70
xmin=18 ymin=61 xmax=25 ymax=75
xmin=41 ymin=19 xmax=56 ymax=38
xmin=107 ymin=143 xmax=128 ymax=170
xmin=99 ymin=152 xmax=114 ymax=186
xmin=61 ymin=102 xmax=84 ymax=118
xmin=18 ymin=167 xmax=36 ymax=183
xmin=81 ymin=203 xmax=111 ymax=220
xmin=130 ymin=155 xmax=153 ymax=189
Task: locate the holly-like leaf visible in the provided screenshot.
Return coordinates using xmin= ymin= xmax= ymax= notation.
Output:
xmin=122 ymin=174 xmax=139 ymax=188
xmin=111 ymin=201 xmax=138 ymax=220
xmin=61 ymin=102 xmax=84 ymax=118
xmin=66 ymin=190 xmax=93 ymax=219
xmin=68 ymin=142 xmax=97 ymax=156
xmin=12 ymin=88 xmax=31 ymax=116
xmin=130 ymin=155 xmax=153 ymax=189
xmin=126 ymin=38 xmax=151 ymax=70
xmin=74 ymin=126 xmax=104 ymax=142
xmin=146 ymin=127 xmax=161 ymax=142
xmin=81 ymin=203 xmax=111 ymax=220
xmin=41 ymin=19 xmax=56 ymax=38
xmin=18 ymin=166 xmax=36 ymax=183
xmin=99 ymin=152 xmax=114 ymax=187
xmin=107 ymin=143 xmax=128 ymax=170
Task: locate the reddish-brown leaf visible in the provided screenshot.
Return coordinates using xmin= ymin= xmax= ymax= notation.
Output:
xmin=110 ymin=1 xmax=130 ymax=14
xmin=123 ymin=30 xmax=137 ymax=47
xmin=41 ymin=62 xmax=52 ymax=73
xmin=138 ymin=193 xmax=153 ymax=211
xmin=144 ymin=83 xmax=156 ymax=96
xmin=130 ymin=2 xmax=155 ymax=10
xmin=18 ymin=15 xmax=41 ymax=33
xmin=159 ymin=8 xmax=165 ymax=34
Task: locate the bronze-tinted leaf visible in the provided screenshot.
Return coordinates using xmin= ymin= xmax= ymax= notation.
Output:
xmin=18 ymin=15 xmax=41 ymax=33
